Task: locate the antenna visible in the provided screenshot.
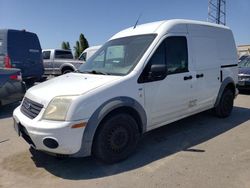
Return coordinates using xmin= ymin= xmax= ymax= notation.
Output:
xmin=133 ymin=13 xmax=142 ymax=29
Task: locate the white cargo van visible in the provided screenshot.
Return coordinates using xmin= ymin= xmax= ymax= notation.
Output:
xmin=78 ymin=45 xmax=101 ymax=61
xmin=13 ymin=19 xmax=238 ymax=163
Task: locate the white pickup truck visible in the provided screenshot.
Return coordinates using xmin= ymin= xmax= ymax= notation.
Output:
xmin=42 ymin=49 xmax=84 ymax=75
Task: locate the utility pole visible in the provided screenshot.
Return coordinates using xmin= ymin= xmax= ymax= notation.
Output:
xmin=208 ymin=0 xmax=226 ymax=25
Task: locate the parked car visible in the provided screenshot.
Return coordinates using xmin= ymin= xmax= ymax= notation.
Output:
xmin=0 ymin=68 xmax=26 ymax=106
xmin=78 ymin=45 xmax=101 ymax=61
xmin=238 ymin=55 xmax=250 ymax=91
xmin=13 ymin=19 xmax=238 ymax=163
xmin=0 ymin=29 xmax=44 ymax=85
xmin=239 ymin=54 xmax=248 ymax=62
xmin=42 ymin=49 xmax=84 ymax=75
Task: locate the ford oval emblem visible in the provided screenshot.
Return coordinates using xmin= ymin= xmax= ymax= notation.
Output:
xmin=26 ymin=103 xmax=31 ymax=109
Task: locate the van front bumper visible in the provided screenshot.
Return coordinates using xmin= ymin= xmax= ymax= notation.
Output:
xmin=13 ymin=106 xmax=86 ymax=155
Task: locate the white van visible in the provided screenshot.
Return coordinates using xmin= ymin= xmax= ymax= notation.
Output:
xmin=78 ymin=45 xmax=101 ymax=61
xmin=13 ymin=19 xmax=238 ymax=163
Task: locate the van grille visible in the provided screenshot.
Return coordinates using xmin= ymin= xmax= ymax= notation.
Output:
xmin=21 ymin=97 xmax=43 ymax=119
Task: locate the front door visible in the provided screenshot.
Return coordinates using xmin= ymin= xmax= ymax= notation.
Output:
xmin=140 ymin=36 xmax=195 ymax=129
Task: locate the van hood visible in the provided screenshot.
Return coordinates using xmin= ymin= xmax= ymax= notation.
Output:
xmin=25 ymin=73 xmax=121 ymax=105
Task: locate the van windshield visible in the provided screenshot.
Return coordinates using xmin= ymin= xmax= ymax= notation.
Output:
xmin=78 ymin=34 xmax=156 ymax=76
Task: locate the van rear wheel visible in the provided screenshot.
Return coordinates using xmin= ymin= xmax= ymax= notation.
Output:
xmin=215 ymin=89 xmax=234 ymax=118
xmin=93 ymin=113 xmax=139 ymax=164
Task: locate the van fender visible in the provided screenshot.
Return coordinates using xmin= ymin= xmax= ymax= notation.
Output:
xmin=214 ymin=77 xmax=236 ymax=107
xmin=73 ymin=97 xmax=147 ymax=157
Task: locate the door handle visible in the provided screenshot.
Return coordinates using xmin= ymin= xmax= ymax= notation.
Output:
xmin=184 ymin=75 xmax=193 ymax=80
xmin=196 ymin=74 xmax=204 ymax=78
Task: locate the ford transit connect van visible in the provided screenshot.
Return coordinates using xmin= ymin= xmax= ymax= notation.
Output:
xmin=13 ymin=20 xmax=238 ymax=163
xmin=0 ymin=29 xmax=44 ymax=85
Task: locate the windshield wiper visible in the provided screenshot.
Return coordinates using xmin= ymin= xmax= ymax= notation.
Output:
xmin=80 ymin=70 xmax=110 ymax=75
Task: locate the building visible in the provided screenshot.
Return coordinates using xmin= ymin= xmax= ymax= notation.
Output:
xmin=238 ymin=45 xmax=250 ymax=57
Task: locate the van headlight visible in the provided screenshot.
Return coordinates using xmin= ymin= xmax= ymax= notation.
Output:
xmin=43 ymin=96 xmax=77 ymax=121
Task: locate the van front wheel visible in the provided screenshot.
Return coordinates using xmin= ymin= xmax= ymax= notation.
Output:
xmin=93 ymin=113 xmax=139 ymax=164
xmin=215 ymin=89 xmax=234 ymax=118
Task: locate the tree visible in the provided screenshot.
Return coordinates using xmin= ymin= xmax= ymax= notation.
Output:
xmin=61 ymin=41 xmax=67 ymax=50
xmin=66 ymin=42 xmax=70 ymax=50
xmin=79 ymin=33 xmax=89 ymax=53
xmin=74 ymin=33 xmax=89 ymax=58
xmin=74 ymin=41 xmax=80 ymax=58
xmin=61 ymin=33 xmax=89 ymax=58
xmin=61 ymin=41 xmax=71 ymax=50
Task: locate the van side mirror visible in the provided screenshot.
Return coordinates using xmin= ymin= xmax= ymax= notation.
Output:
xmin=149 ymin=64 xmax=167 ymax=80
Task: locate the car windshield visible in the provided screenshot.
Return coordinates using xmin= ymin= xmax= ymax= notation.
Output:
xmin=78 ymin=34 xmax=156 ymax=76
xmin=239 ymin=56 xmax=250 ymax=68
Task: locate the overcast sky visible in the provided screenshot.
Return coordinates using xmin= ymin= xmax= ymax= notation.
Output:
xmin=0 ymin=0 xmax=249 ymax=49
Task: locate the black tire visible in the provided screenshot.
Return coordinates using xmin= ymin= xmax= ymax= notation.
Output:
xmin=93 ymin=113 xmax=140 ymax=164
xmin=215 ymin=89 xmax=234 ymax=118
xmin=62 ymin=68 xmax=73 ymax=74
xmin=24 ymin=79 xmax=35 ymax=87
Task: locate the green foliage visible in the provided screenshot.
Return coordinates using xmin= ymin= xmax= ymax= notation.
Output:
xmin=79 ymin=33 xmax=89 ymax=53
xmin=74 ymin=41 xmax=80 ymax=58
xmin=61 ymin=33 xmax=89 ymax=58
xmin=61 ymin=41 xmax=71 ymax=50
xmin=61 ymin=41 xmax=67 ymax=50
xmin=74 ymin=33 xmax=89 ymax=58
xmin=66 ymin=42 xmax=70 ymax=50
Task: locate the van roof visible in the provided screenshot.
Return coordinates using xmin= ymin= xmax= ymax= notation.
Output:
xmin=110 ymin=19 xmax=230 ymax=40
xmin=0 ymin=29 xmax=32 ymax=34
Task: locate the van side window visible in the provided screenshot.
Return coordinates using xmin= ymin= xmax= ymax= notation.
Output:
xmin=43 ymin=51 xmax=51 ymax=59
xmin=148 ymin=42 xmax=165 ymax=66
xmin=166 ymin=37 xmax=188 ymax=74
xmin=138 ymin=36 xmax=188 ymax=83
xmin=138 ymin=42 xmax=166 ymax=83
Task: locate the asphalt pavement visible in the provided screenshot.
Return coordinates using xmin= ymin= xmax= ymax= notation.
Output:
xmin=0 ymin=93 xmax=250 ymax=188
